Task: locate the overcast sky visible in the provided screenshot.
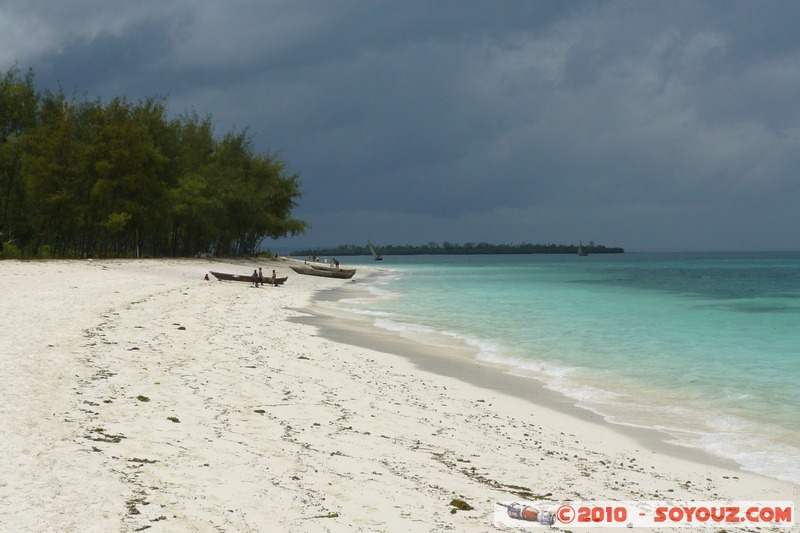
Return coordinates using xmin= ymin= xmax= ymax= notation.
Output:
xmin=3 ymin=1 xmax=799 ymax=252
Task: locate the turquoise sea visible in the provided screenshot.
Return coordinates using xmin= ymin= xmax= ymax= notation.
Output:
xmin=331 ymin=252 xmax=800 ymax=485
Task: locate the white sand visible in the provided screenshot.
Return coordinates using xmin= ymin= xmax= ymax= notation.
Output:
xmin=0 ymin=258 xmax=797 ymax=532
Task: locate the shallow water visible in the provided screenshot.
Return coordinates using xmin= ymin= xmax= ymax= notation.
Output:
xmin=334 ymin=252 xmax=800 ymax=484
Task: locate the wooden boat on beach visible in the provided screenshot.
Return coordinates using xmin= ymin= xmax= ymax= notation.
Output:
xmin=308 ymin=263 xmax=357 ymax=275
xmin=209 ymin=271 xmax=287 ymax=285
xmin=290 ymin=265 xmax=356 ymax=279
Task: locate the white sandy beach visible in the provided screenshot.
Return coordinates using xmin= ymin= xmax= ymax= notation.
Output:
xmin=0 ymin=258 xmax=797 ymax=532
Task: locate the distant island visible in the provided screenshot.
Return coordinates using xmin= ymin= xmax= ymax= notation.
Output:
xmin=291 ymin=242 xmax=624 ymax=256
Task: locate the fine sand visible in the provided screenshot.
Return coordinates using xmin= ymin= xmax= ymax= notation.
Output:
xmin=0 ymin=258 xmax=796 ymax=532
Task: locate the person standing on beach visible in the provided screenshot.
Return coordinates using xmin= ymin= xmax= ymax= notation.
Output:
xmin=258 ymin=267 xmax=263 ymax=286
xmin=252 ymin=269 xmax=259 ymax=287
xmin=270 ymin=269 xmax=277 ymax=286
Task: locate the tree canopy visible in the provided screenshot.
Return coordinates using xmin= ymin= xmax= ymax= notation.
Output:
xmin=0 ymin=65 xmax=306 ymax=258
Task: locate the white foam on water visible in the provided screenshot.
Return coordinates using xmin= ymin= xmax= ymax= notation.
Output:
xmin=332 ymin=253 xmax=800 ymax=485
xmin=673 ymin=430 xmax=800 ymax=485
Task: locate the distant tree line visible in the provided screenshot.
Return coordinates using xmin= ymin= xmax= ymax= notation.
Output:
xmin=292 ymin=241 xmax=624 ymax=257
xmin=0 ymin=65 xmax=306 ymax=259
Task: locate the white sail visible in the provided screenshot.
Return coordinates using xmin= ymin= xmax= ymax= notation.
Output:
xmin=368 ymin=240 xmax=382 ymax=261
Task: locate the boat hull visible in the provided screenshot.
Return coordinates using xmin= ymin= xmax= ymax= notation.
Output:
xmin=209 ymin=271 xmax=287 ymax=285
xmin=290 ymin=265 xmax=355 ymax=279
xmin=308 ymin=264 xmax=357 ymax=276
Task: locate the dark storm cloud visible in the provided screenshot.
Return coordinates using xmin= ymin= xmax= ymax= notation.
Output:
xmin=3 ymin=0 xmax=800 ymax=251
xmin=38 ymin=23 xmax=175 ymax=97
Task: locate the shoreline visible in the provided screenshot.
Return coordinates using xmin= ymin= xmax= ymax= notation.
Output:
xmin=2 ymin=258 xmax=797 ymax=532
xmin=308 ymin=261 xmax=800 ymax=485
xmin=296 ymin=269 xmax=781 ymax=477
xmin=295 ymin=296 xmax=740 ymax=474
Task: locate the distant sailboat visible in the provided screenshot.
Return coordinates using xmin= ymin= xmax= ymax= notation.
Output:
xmin=578 ymin=242 xmax=588 ymax=256
xmin=368 ymin=240 xmax=383 ymax=261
